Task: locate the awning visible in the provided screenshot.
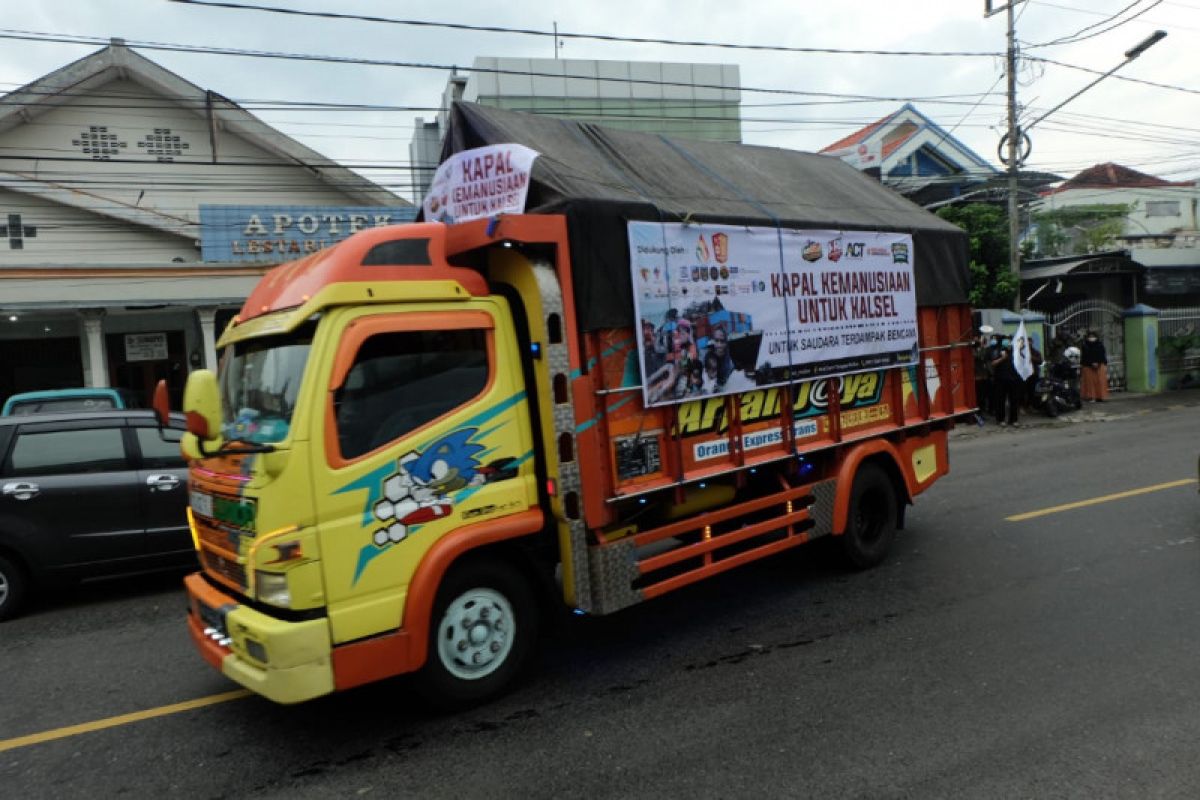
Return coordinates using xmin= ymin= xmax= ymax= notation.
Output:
xmin=1020 ymin=252 xmax=1140 ymax=281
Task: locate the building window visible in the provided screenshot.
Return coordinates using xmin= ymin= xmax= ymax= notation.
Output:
xmin=0 ymin=214 xmax=36 ymax=249
xmin=71 ymin=125 xmax=128 ymax=160
xmin=1145 ymin=201 xmax=1180 ymax=217
xmin=137 ymin=128 xmax=191 ymax=162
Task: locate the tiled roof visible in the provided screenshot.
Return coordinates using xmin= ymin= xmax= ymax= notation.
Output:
xmin=1059 ymin=162 xmax=1174 ymax=189
xmin=819 ymin=113 xmax=893 ymax=153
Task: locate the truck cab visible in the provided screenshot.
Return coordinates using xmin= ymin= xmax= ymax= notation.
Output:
xmin=176 ymin=219 xmax=571 ymax=704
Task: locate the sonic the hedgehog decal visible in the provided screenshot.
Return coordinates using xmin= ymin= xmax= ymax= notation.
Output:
xmin=371 ymin=429 xmax=485 ymax=547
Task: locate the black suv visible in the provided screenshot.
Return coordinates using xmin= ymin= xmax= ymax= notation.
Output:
xmin=0 ymin=410 xmax=194 ymax=620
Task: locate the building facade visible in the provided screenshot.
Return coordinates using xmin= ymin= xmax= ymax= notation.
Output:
xmin=409 ymin=57 xmax=741 ymax=203
xmin=820 ymin=103 xmax=999 ymax=206
xmin=1026 ymin=163 xmax=1200 ymax=308
xmin=0 ymin=40 xmax=413 ymax=407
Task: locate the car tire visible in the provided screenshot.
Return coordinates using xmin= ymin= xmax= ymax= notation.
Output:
xmin=839 ymin=462 xmax=898 ymax=570
xmin=0 ymin=552 xmax=28 ymax=622
xmin=416 ymin=558 xmax=539 ymax=709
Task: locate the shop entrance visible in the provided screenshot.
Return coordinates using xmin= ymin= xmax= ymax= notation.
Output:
xmin=0 ymin=337 xmax=85 ymax=407
xmin=106 ymin=330 xmax=187 ymax=408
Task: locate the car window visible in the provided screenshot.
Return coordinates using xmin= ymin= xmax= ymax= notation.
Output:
xmin=333 ymin=328 xmax=489 ymax=460
xmin=10 ymin=397 xmax=117 ymax=415
xmin=134 ymin=427 xmax=184 ymax=469
xmin=4 ymin=428 xmax=128 ymax=477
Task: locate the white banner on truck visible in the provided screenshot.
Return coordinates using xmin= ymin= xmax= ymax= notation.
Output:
xmin=422 ymin=144 xmax=539 ymax=224
xmin=629 ymin=221 xmax=918 ymax=408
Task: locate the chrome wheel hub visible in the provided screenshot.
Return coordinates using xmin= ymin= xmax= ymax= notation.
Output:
xmin=437 ymin=587 xmax=514 ymax=680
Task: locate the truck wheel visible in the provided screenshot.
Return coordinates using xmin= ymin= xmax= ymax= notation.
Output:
xmin=417 ymin=559 xmax=539 ymax=708
xmin=0 ymin=553 xmax=28 ymax=622
xmin=839 ymin=463 xmax=897 ymax=569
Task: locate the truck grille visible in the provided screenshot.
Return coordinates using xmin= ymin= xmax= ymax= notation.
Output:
xmin=202 ymin=549 xmax=247 ymax=590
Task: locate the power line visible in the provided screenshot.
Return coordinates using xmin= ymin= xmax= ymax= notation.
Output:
xmin=0 ymin=29 xmax=940 ymax=105
xmin=1025 ymin=54 xmax=1200 ymax=97
xmin=166 ymin=0 xmax=1003 ymax=59
xmin=1029 ymin=0 xmax=1155 ymax=48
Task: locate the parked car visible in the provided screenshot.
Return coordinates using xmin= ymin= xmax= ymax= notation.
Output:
xmin=2 ymin=387 xmax=141 ymax=416
xmin=0 ymin=410 xmax=194 ymax=620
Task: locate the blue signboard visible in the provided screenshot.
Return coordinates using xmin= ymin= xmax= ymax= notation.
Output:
xmin=199 ymin=204 xmax=418 ymax=262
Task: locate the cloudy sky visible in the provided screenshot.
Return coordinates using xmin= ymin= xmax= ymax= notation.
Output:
xmin=2 ymin=0 xmax=1198 ymax=198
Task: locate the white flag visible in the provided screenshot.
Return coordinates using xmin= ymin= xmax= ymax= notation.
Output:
xmin=1012 ymin=319 xmax=1034 ymax=381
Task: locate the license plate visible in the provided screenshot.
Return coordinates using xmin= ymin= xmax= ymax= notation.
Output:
xmin=190 ymin=490 xmax=214 ymax=518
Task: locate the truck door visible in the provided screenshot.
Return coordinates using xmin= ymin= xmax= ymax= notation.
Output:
xmin=313 ymin=301 xmax=539 ymax=644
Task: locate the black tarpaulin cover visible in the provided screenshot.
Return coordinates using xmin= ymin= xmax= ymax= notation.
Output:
xmin=438 ymin=102 xmax=970 ymax=330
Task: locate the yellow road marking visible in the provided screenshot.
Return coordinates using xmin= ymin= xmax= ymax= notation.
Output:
xmin=1007 ymin=478 xmax=1197 ymax=522
xmin=0 ymin=689 xmax=252 ymax=753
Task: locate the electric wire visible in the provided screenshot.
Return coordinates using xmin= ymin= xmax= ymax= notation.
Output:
xmin=165 ymin=0 xmax=1004 ymax=59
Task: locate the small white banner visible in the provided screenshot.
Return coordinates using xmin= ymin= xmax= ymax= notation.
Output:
xmin=125 ymin=332 xmax=168 ymax=362
xmin=423 ymin=144 xmax=540 ymax=224
xmin=827 ymin=138 xmax=883 ymax=170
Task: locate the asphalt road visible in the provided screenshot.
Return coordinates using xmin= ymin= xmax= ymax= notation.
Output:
xmin=3 ymin=395 xmax=1199 ymax=799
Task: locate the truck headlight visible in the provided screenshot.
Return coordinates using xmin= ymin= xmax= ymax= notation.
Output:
xmin=255 ymin=571 xmax=291 ymax=608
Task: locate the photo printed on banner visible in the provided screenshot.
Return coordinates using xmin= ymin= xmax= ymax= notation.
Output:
xmin=629 ymin=221 xmax=918 ymax=408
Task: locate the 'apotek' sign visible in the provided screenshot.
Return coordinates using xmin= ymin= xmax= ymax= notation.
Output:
xmin=200 ymin=205 xmax=417 ymax=262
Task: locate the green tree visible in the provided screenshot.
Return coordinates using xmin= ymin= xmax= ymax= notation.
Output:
xmin=935 ymin=203 xmax=1017 ymax=308
xmin=1031 ymin=204 xmax=1131 ymax=257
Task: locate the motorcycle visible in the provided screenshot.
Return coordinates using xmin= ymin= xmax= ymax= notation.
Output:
xmin=1034 ymin=356 xmax=1082 ymax=417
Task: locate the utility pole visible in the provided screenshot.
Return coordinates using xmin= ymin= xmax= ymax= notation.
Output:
xmin=1005 ymin=2 xmax=1021 ymax=311
xmin=986 ymin=1 xmax=1025 ymax=311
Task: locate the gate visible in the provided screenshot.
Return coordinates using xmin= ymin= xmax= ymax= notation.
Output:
xmin=1046 ymin=300 xmax=1125 ymax=391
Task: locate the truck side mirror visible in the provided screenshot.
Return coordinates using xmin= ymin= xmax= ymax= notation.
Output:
xmin=152 ymin=379 xmax=171 ymax=428
xmin=182 ymin=369 xmax=224 ymax=448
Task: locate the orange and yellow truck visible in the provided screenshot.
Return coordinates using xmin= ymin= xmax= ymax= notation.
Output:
xmin=162 ymin=103 xmax=975 ymax=706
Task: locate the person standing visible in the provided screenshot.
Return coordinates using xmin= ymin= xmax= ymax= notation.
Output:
xmin=991 ymin=337 xmax=1024 ymax=427
xmin=1080 ymin=330 xmax=1109 ymax=402
xmin=1024 ymin=341 xmax=1044 ymax=409
xmin=974 ymin=325 xmax=994 ymax=415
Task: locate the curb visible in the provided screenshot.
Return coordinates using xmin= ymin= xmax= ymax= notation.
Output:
xmin=950 ymin=391 xmax=1200 ymax=439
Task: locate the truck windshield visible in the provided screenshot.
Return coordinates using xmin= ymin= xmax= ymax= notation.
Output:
xmin=219 ymin=321 xmax=317 ymax=445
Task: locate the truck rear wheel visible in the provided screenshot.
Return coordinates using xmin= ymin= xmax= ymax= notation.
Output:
xmin=839 ymin=462 xmax=897 ymax=569
xmin=417 ymin=559 xmax=538 ymax=708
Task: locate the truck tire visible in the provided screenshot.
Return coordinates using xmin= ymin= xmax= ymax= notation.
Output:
xmin=839 ymin=463 xmax=898 ymax=569
xmin=0 ymin=552 xmax=28 ymax=622
xmin=417 ymin=559 xmax=539 ymax=708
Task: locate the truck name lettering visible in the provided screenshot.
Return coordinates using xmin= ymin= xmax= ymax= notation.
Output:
xmin=674 ymin=372 xmax=882 ymax=436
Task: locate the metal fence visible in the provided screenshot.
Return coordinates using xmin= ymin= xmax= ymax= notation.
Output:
xmin=1046 ymin=300 xmax=1126 ymax=391
xmin=1158 ymin=306 xmax=1200 ymax=371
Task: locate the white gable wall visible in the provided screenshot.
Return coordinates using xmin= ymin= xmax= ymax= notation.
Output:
xmin=0 ymin=187 xmax=195 ymax=265
xmin=0 ymin=78 xmax=373 ymax=248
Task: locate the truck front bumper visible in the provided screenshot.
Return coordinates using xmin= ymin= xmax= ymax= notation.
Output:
xmin=184 ymin=572 xmax=335 ymax=705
